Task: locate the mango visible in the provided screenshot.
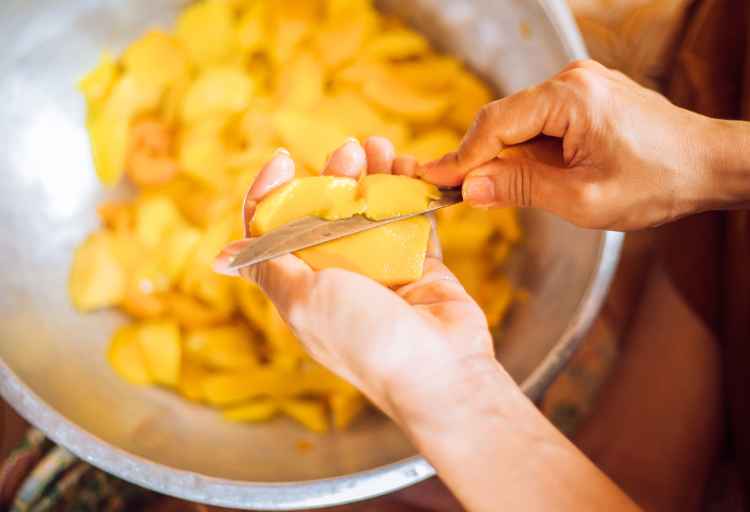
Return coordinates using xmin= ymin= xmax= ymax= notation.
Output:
xmin=176 ymin=0 xmax=238 ymax=68
xmin=181 ymin=68 xmax=254 ymax=123
xmin=281 ymin=399 xmax=328 ymax=433
xmin=107 ymin=325 xmax=152 ymax=385
xmin=223 ymin=399 xmax=279 ymax=423
xmin=185 ymin=324 xmax=259 ymax=371
xmin=251 ymin=175 xmax=439 ymax=286
xmin=69 ymin=232 xmax=128 ymax=312
xmin=136 ymin=321 xmax=181 ymax=387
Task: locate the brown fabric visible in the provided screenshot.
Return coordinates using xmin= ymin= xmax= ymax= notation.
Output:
xmin=666 ymin=0 xmax=750 ymax=499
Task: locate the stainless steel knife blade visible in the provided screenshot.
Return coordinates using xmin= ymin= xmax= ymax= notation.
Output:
xmin=227 ymin=189 xmax=462 ymax=272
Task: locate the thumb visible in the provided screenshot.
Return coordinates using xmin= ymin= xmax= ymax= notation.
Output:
xmin=461 ymin=156 xmax=570 ymax=210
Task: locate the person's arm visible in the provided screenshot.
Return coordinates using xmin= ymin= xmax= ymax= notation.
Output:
xmin=388 ymin=355 xmax=638 ymax=512
xmin=421 ymin=59 xmax=750 ymax=231
xmin=216 ymin=140 xmax=640 ymax=512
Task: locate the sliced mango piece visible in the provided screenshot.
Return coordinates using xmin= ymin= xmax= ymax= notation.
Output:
xmin=281 ymin=399 xmax=328 ymax=433
xmin=202 ymin=368 xmax=292 ymax=405
xmin=300 ymin=218 xmax=432 ymax=286
xmin=251 ymin=175 xmax=438 ymax=285
xmin=107 ymin=325 xmax=152 ymax=385
xmin=167 ymin=293 xmax=234 ymax=329
xmin=362 ymin=74 xmax=450 ymax=123
xmin=178 ymin=358 xmax=207 ymax=401
xmin=405 ymin=129 xmax=461 ymax=164
xmin=359 ymin=174 xmax=440 ymax=220
xmin=272 ymin=110 xmax=349 ymax=172
xmin=185 ymin=324 xmax=258 ymax=370
xmin=223 ymin=399 xmax=279 ymax=423
xmin=136 ymin=321 xmax=181 ymax=387
xmin=250 ymin=176 xmax=364 ymax=234
xmin=176 ymin=0 xmax=238 ymax=68
xmin=123 ymin=30 xmax=191 ymax=89
xmin=237 ymin=1 xmax=269 ymax=54
xmin=181 ymin=67 xmax=254 ymax=123
xmin=267 ymin=0 xmax=320 ymax=66
xmin=69 ymin=232 xmax=127 ymax=311
xmin=275 ymin=51 xmax=324 ymax=110
xmin=133 ymin=195 xmax=183 ymax=247
xmin=364 ymin=29 xmax=429 ymax=60
xmin=448 ymin=71 xmax=494 ymax=131
xmin=330 ymin=392 xmax=366 ymax=430
xmin=79 ymin=52 xmax=119 ymax=110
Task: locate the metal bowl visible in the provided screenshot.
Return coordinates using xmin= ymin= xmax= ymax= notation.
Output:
xmin=0 ymin=0 xmax=622 ymax=509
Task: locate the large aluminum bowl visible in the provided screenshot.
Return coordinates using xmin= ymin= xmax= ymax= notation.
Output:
xmin=0 ymin=1 xmax=622 ymax=509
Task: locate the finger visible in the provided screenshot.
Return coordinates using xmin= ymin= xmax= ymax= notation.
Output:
xmin=396 ymin=258 xmax=469 ymax=306
xmin=243 ymin=149 xmax=295 ymax=235
xmin=364 ymin=136 xmax=396 ymax=174
xmin=461 ymin=155 xmax=571 ymax=211
xmin=392 ymin=155 xmax=418 ymax=177
xmin=323 ymin=138 xmax=367 ymax=178
xmin=419 ymin=84 xmax=557 ymax=187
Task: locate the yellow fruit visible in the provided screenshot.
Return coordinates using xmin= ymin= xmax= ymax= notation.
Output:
xmin=185 ymin=324 xmax=258 ymax=370
xmin=250 ymin=176 xmax=364 ymax=234
xmin=107 ymin=325 xmax=152 ymax=385
xmin=79 ymin=52 xmax=119 ymax=110
xmin=136 ymin=321 xmax=181 ymax=387
xmin=251 ymin=175 xmax=439 ymax=286
xmin=280 ymin=399 xmax=328 ymax=433
xmin=178 ymin=358 xmax=207 ymax=401
xmin=359 ymin=174 xmax=440 ymax=220
xmin=181 ymin=67 xmax=254 ymax=123
xmin=272 ymin=110 xmax=349 ymax=172
xmin=275 ymin=51 xmax=324 ymax=110
xmin=405 ymin=129 xmax=461 ymax=164
xmin=223 ymin=399 xmax=279 ymax=423
xmin=122 ymin=30 xmax=191 ymax=89
xmin=176 ymin=0 xmax=238 ymax=68
xmin=330 ymin=392 xmax=366 ymax=430
xmin=363 ymin=29 xmax=429 ymax=60
xmin=69 ymin=232 xmax=128 ymax=311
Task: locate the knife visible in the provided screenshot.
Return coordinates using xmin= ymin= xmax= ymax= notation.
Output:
xmin=226 ymin=188 xmax=463 ymax=272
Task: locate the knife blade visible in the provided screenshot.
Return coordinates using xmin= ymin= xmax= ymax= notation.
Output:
xmin=226 ymin=189 xmax=462 ymax=272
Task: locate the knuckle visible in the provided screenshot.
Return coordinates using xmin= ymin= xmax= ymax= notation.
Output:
xmin=504 ymin=160 xmax=534 ymax=207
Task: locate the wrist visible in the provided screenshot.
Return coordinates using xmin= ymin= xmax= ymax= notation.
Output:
xmin=385 ymin=352 xmax=532 ymax=435
xmin=691 ymin=117 xmax=750 ymax=211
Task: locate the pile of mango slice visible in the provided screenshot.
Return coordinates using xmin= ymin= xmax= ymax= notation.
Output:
xmin=70 ymin=0 xmax=522 ymax=433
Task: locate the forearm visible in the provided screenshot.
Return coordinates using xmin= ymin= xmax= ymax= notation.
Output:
xmin=391 ymin=356 xmax=640 ymax=512
xmin=694 ymin=117 xmax=750 ymax=211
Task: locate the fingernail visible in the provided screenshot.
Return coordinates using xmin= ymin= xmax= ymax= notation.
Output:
xmin=274 ymin=147 xmax=291 ymax=157
xmin=345 ymin=136 xmax=359 ymax=145
xmin=463 ymin=176 xmax=495 ymax=205
xmin=213 ymin=240 xmax=250 ymax=277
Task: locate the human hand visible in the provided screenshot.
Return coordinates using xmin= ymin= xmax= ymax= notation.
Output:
xmin=214 ymin=137 xmax=495 ymax=424
xmin=421 ymin=59 xmax=748 ymax=230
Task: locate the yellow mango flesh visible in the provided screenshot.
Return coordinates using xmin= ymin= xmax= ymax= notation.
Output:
xmin=251 ymin=175 xmax=439 ymax=286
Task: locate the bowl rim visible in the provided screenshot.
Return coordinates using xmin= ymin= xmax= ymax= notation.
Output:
xmin=0 ymin=2 xmax=625 ymax=509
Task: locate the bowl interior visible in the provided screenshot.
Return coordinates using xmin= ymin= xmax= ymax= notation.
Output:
xmin=0 ymin=0 xmax=601 ymax=484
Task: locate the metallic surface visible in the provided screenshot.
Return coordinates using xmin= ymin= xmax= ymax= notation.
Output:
xmin=0 ymin=0 xmax=623 ymax=509
xmin=228 ymin=190 xmax=463 ymax=272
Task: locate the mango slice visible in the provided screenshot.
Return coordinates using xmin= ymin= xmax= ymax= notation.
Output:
xmin=223 ymin=399 xmax=279 ymax=423
xmin=176 ymin=0 xmax=237 ymax=68
xmin=251 ymin=175 xmax=439 ymax=286
xmin=280 ymin=399 xmax=328 ymax=433
xmin=330 ymin=392 xmax=367 ymax=430
xmin=107 ymin=325 xmax=152 ymax=385
xmin=181 ymin=68 xmax=254 ymax=123
xmin=69 ymin=232 xmax=128 ymax=312
xmin=185 ymin=324 xmax=258 ymax=371
xmin=136 ymin=321 xmax=181 ymax=387
xmin=123 ymin=30 xmax=191 ymax=89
